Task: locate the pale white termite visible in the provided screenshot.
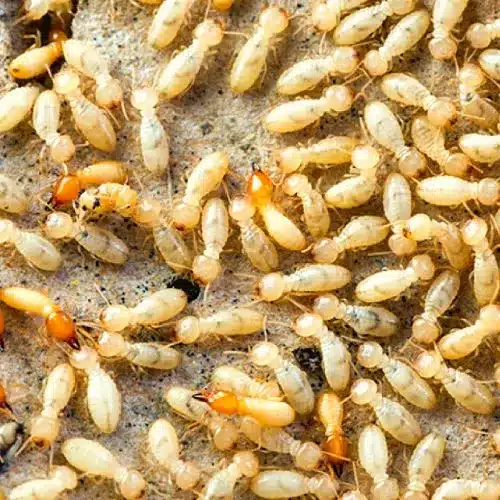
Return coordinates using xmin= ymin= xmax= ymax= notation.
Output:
xmin=403 ymin=433 xmax=445 ymax=500
xmin=148 ymin=0 xmax=194 ymax=49
xmin=249 ymin=341 xmax=315 ymax=415
xmin=53 ymin=70 xmax=116 ymax=153
xmin=250 ymin=470 xmax=338 ymax=499
xmin=458 ymin=134 xmax=500 ymax=164
xmin=69 ymin=346 xmax=121 ymax=433
xmin=230 ymin=7 xmax=290 ymax=93
xmin=153 ymin=224 xmax=194 ymax=273
xmin=324 ymin=145 xmax=380 ymax=209
xmin=461 ymin=217 xmax=499 ymax=306
xmin=172 ymin=151 xmax=228 ymax=230
xmin=8 ymin=466 xmax=78 ymax=500
xmin=276 ymin=47 xmax=358 ymax=95
xmin=155 ymin=19 xmax=224 ymax=99
xmin=311 ymin=0 xmax=370 ymax=33
xmin=478 ymin=49 xmax=500 ymax=80
xmin=0 ymin=422 xmax=22 ymax=456
xmin=100 ymin=288 xmax=187 ymax=332
xmin=0 ymin=174 xmax=28 ymax=214
xmin=294 ymin=313 xmax=351 ymax=391
xmin=240 ymin=416 xmax=323 ymax=470
xmin=416 ymin=175 xmax=499 ymax=206
xmin=437 ymin=304 xmax=500 ymax=359
xmin=412 ymin=270 xmax=460 ymax=344
xmin=0 ymin=219 xmax=62 ymax=271
xmin=431 ymin=479 xmax=500 ymax=500
xmin=130 ymin=87 xmax=169 ymax=176
xmin=62 ymin=39 xmax=123 ymax=109
xmin=355 ymin=254 xmax=435 ymax=303
xmin=44 ymin=212 xmax=129 ymax=264
xmin=357 ymin=341 xmax=437 ymax=409
xmin=314 ymin=293 xmax=399 ymax=337
xmin=148 ymin=418 xmax=201 ymax=490
xmin=264 ymin=85 xmax=353 ymax=133
xmin=364 ymin=10 xmax=430 ymax=76
xmin=428 ymin=0 xmax=470 ymax=60
xmin=32 ymin=89 xmax=76 ymax=164
xmin=0 ymin=86 xmax=40 ymax=133
xmin=414 ymin=350 xmax=495 ymax=414
xmin=333 ymin=0 xmax=416 ymax=45
xmin=358 ymin=424 xmax=399 ymax=500
xmin=229 ymin=196 xmax=279 ymax=272
xmin=467 ymin=19 xmax=500 ymax=48
xmin=364 ymin=101 xmax=427 ymax=177
xmin=18 ymin=0 xmax=71 ymax=22
xmin=283 ymin=174 xmax=330 ymax=238
xmin=350 ymin=378 xmax=422 ymax=444
xmin=164 ymin=386 xmax=239 ymax=450
xmin=62 ymin=438 xmax=146 ymax=499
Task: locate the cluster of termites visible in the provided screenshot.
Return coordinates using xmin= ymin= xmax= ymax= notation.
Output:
xmin=0 ymin=0 xmax=499 ymax=498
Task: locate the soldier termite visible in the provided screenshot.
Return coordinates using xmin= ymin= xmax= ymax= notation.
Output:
xmin=0 ymin=174 xmax=28 ymax=214
xmin=148 ymin=0 xmax=194 ymax=49
xmin=431 ymin=479 xmax=500 ymax=500
xmin=478 ymin=48 xmax=500 ymax=80
xmin=466 ymin=19 xmax=500 ymax=48
xmin=0 ymin=86 xmax=40 ymax=133
xmin=62 ymin=438 xmax=146 ymax=499
xmin=458 ymin=134 xmax=500 ymax=164
xmin=230 ymin=7 xmax=289 ymax=93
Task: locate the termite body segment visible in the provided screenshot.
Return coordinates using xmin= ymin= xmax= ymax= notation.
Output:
xmin=0 ymin=86 xmax=40 ymax=133
xmin=153 ymin=224 xmax=194 ymax=273
xmin=19 ymin=0 xmax=71 ymax=22
xmin=467 ymin=19 xmax=500 ymax=48
xmin=148 ymin=0 xmax=194 ymax=49
xmin=458 ymin=134 xmax=500 ymax=163
xmin=431 ymin=479 xmax=500 ymax=500
xmin=478 ymin=49 xmax=500 ymax=80
xmin=311 ymin=0 xmax=370 ymax=32
xmin=0 ymin=174 xmax=28 ymax=214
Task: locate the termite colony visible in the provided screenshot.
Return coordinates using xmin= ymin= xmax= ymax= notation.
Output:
xmin=0 ymin=0 xmax=499 ymax=497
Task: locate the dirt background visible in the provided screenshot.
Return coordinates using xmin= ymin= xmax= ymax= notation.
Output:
xmin=0 ymin=0 xmax=498 ymax=497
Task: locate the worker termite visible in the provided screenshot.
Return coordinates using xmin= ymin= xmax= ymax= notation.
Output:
xmin=333 ymin=0 xmax=416 ymax=45
xmin=357 ymin=341 xmax=437 ymax=409
xmin=250 ymin=341 xmax=315 ymax=415
xmin=240 ymin=416 xmax=322 ymax=470
xmin=148 ymin=418 xmax=201 ymax=490
xmin=0 ymin=287 xmax=79 ymax=348
xmin=358 ymin=424 xmax=399 ymax=500
xmin=414 ymin=350 xmax=495 ymax=414
xmin=0 ymin=422 xmax=22 ymax=461
xmin=350 ymin=378 xmax=422 ymax=444
xmin=458 ymin=134 xmax=500 ymax=164
xmin=230 ymin=7 xmax=289 ymax=93
xmin=155 ymin=19 xmax=224 ymax=99
xmin=0 ymin=86 xmax=40 ymax=133
xmin=478 ymin=49 xmax=500 ymax=80
xmin=276 ymin=47 xmax=358 ymax=95
xmin=69 ymin=346 xmax=121 ymax=433
xmin=164 ymin=386 xmax=239 ymax=451
xmin=247 ymin=169 xmax=306 ymax=251
xmin=0 ymin=219 xmax=62 ymax=271
xmin=44 ymin=212 xmax=129 ymax=264
xmin=466 ymin=19 xmax=500 ymax=48
xmin=264 ymin=85 xmax=353 ymax=133
xmin=62 ymin=438 xmax=146 ymax=499
xmin=364 ymin=101 xmax=427 ymax=177
xmin=428 ymin=0 xmax=470 ymax=60
xmin=282 ymin=174 xmax=330 ymax=238
xmin=0 ymin=174 xmax=28 ymax=214
xmin=53 ymin=70 xmax=116 ymax=153
xmin=412 ymin=270 xmax=460 ymax=344
xmin=431 ymin=479 xmax=500 ymax=500
xmin=294 ymin=313 xmax=351 ymax=391
xmin=364 ymin=10 xmax=430 ymax=76
xmin=324 ymin=145 xmax=380 ymax=209
xmin=148 ymin=0 xmax=193 ymax=49
xmin=310 ymin=0 xmax=370 ymax=33
xmin=18 ymin=0 xmax=71 ymax=22
xmin=355 ymin=254 xmax=435 ymax=303
xmin=153 ymin=224 xmax=194 ymax=273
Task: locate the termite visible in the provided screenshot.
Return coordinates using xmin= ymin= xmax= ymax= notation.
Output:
xmin=458 ymin=134 xmax=500 ymax=164
xmin=364 ymin=101 xmax=427 ymax=177
xmin=213 ymin=0 xmax=233 ymax=10
xmin=276 ymin=47 xmax=358 ymax=95
xmin=0 ymin=382 xmax=13 ymax=415
xmin=0 ymin=219 xmax=62 ymax=271
xmin=249 ymin=341 xmax=315 ymax=415
xmin=148 ymin=0 xmax=193 ymax=49
xmin=0 ymin=86 xmax=40 ymax=133
xmin=69 ymin=346 xmax=121 ymax=433
xmin=148 ymin=418 xmax=201 ymax=490
xmin=62 ymin=438 xmax=146 ymax=499
xmin=44 ymin=212 xmax=129 ymax=264
xmin=350 ymin=378 xmax=422 ymax=445
xmin=247 ymin=169 xmax=306 ymax=251
xmin=364 ymin=10 xmax=430 ymax=76
xmin=53 ymin=70 xmax=116 ymax=153
xmin=355 ymin=254 xmax=435 ymax=303
xmin=164 ymin=386 xmax=239 ymax=450
xmin=155 ymin=19 xmax=224 ymax=99
xmin=414 ymin=350 xmax=495 ymax=414
xmin=467 ymin=19 xmax=500 ymax=48
xmin=357 ymin=341 xmax=437 ymax=409
xmin=294 ymin=313 xmax=351 ymax=391
xmin=0 ymin=174 xmax=28 ymax=214
xmin=478 ymin=48 xmax=500 ymax=80
xmin=230 ymin=7 xmax=289 ymax=93
xmin=310 ymin=0 xmax=370 ymax=33
xmin=153 ymin=224 xmax=194 ymax=273
xmin=412 ymin=269 xmax=460 ymax=344
xmin=431 ymin=479 xmax=500 ymax=500
xmin=18 ymin=0 xmax=71 ymax=22
xmin=0 ymin=422 xmax=22 ymax=456
xmin=240 ymin=416 xmax=322 ymax=470
xmin=264 ymin=85 xmax=353 ymax=133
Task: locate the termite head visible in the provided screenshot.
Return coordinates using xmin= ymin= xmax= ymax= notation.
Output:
xmin=428 ymin=99 xmax=457 ymax=128
xmin=259 ymin=7 xmax=289 ymax=36
xmin=412 ymin=316 xmax=440 ymax=344
xmin=234 ymin=451 xmax=260 ymax=477
xmin=213 ymin=0 xmax=233 ymax=11
xmin=311 ymin=238 xmax=341 ymax=264
xmin=192 ymin=255 xmax=221 ymax=285
xmin=357 ymin=341 xmax=383 ymax=369
xmin=372 ymin=478 xmax=399 ymax=499
xmin=48 ymin=28 xmax=67 ymax=45
xmin=45 ymin=311 xmax=79 ymax=349
xmin=0 ymin=383 xmax=13 ymax=415
xmin=133 ymin=199 xmax=162 ymax=227
xmin=323 ymin=434 xmax=348 ymax=466
xmin=248 ymin=170 xmax=273 ymax=208
xmin=311 ymin=2 xmax=340 ymax=32
xmin=97 ymin=331 xmax=127 ymax=358
xmin=100 ymin=305 xmax=132 ymax=332
xmin=172 ymin=202 xmax=201 ymax=231
xmin=194 ymin=19 xmax=225 ymax=48
xmin=313 ymin=294 xmax=340 ymax=322
xmin=459 ymin=63 xmax=485 ymax=89
xmin=399 ymin=148 xmax=427 ymax=178
xmin=44 ymin=212 xmax=74 ymax=239
xmin=324 ymin=85 xmax=353 ymax=113
xmin=117 ymin=469 xmax=146 ymax=499
xmin=69 ymin=346 xmax=99 ymax=371
xmin=192 ymin=390 xmax=239 ymax=415
xmin=351 ymin=145 xmax=380 ymax=171
xmin=388 ymin=233 xmax=418 ymax=256
xmin=331 ymin=47 xmax=358 ymax=75
xmin=461 ymin=217 xmax=488 ymax=246
xmin=274 ymin=147 xmax=303 ymax=174
xmin=478 ymin=304 xmax=500 ymax=329
xmin=257 ymin=272 xmax=285 ymax=302
xmin=477 ymin=178 xmax=499 ymax=206
xmin=350 ymin=378 xmax=378 ymax=405
xmin=49 ymin=134 xmax=76 ymax=164
xmin=53 ymin=70 xmax=80 ymax=96
xmin=96 ymin=78 xmax=123 ymax=109
xmin=50 ymin=466 xmax=78 ymax=490
xmin=229 ymin=196 xmax=256 ymax=222
xmin=282 ymin=174 xmax=309 ymax=197
xmin=428 ymin=36 xmax=457 ymax=61
xmin=175 ymin=316 xmax=200 ymax=344
xmin=387 ymin=0 xmax=416 ymax=14
xmin=250 ymin=341 xmax=280 ymax=367
xmin=408 ymin=254 xmax=435 ymax=281
xmin=414 ymin=350 xmax=442 ymax=378
xmin=443 ymin=153 xmax=471 ymax=178
xmin=363 ymin=50 xmax=389 ymax=77
xmin=0 ymin=422 xmax=22 ymax=451
xmin=51 ymin=175 xmax=81 ymax=206
xmin=466 ymin=23 xmax=491 ymax=49
xmin=0 ymin=220 xmax=16 ymax=244
xmin=131 ymin=87 xmax=158 ymax=112
xmin=404 ymin=214 xmax=431 ymax=242
xmin=30 ymin=413 xmax=60 ymax=447
xmin=294 ymin=313 xmax=324 ymax=338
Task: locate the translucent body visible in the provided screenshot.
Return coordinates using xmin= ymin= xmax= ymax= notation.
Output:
xmin=230 ymin=7 xmax=289 ymax=93
xmin=364 ymin=101 xmax=427 ymax=177
xmin=0 ymin=86 xmax=40 ymax=133
xmin=153 ymin=224 xmax=193 ymax=272
xmin=458 ymin=134 xmax=500 ymax=163
xmin=62 ymin=438 xmax=146 ymax=499
xmin=478 ymin=49 xmax=500 ymax=80
xmin=0 ymin=422 xmax=21 ymax=454
xmin=0 ymin=174 xmax=28 ymax=214
xmin=148 ymin=0 xmax=194 ymax=49
xmin=311 ymin=0 xmax=370 ymax=32
xmin=316 ymin=392 xmax=347 ymax=465
xmin=466 ymin=19 xmax=500 ymax=48
xmin=431 ymin=479 xmax=500 ymax=500
xmin=355 ymin=255 xmax=435 ymax=303
xmin=20 ymin=0 xmax=71 ymax=21
xmin=69 ymin=346 xmax=121 ymax=433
